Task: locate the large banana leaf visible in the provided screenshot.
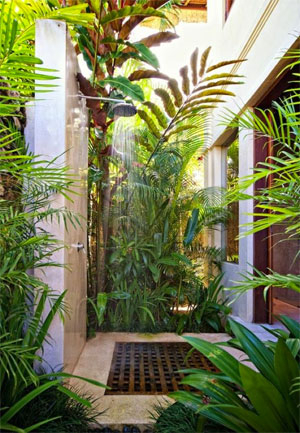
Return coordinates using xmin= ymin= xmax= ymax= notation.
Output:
xmin=99 ymin=76 xmax=144 ymax=102
xmin=99 ymin=5 xmax=171 ymax=26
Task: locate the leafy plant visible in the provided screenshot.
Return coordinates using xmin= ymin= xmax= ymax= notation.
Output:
xmin=172 ymin=318 xmax=300 ymax=433
xmin=75 ymin=0 xmax=179 ymax=293
xmin=134 ymin=46 xmax=243 ymax=244
xmin=0 ymin=2 xmax=105 ymax=431
xmin=223 ymin=48 xmax=300 ymax=295
xmin=10 ymin=383 xmax=101 ymax=433
xmin=152 ymin=401 xmax=231 ymax=433
xmin=168 ymin=274 xmax=231 ymax=334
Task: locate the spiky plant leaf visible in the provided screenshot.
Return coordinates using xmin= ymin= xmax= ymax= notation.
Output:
xmin=190 ymin=47 xmax=199 ymax=86
xmin=165 ymin=125 xmax=198 ymax=140
xmin=203 ymin=72 xmax=244 ymax=82
xmin=128 ymin=69 xmax=169 ymax=81
xmin=188 ymin=88 xmax=235 ymax=103
xmin=138 ymin=31 xmax=179 ymax=47
xmin=100 ymin=5 xmax=170 ymax=26
xmin=181 ymin=98 xmax=226 ymax=114
xmin=168 ymin=79 xmax=183 ymax=107
xmin=206 ymin=59 xmax=247 ymax=73
xmin=143 ymin=101 xmax=168 ymax=128
xmin=154 ymin=88 xmax=176 ymax=117
xmin=179 ymin=65 xmax=190 ymax=95
xmin=137 ymin=109 xmax=161 ymax=138
xmin=193 ymin=80 xmax=244 ymax=93
xmin=199 ymin=46 xmax=211 ymax=78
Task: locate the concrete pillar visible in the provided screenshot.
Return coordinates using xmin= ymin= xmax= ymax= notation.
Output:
xmin=25 ymin=20 xmax=88 ymax=372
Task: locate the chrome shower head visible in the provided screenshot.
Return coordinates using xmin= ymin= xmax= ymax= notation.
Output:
xmin=111 ymin=102 xmax=137 ymax=117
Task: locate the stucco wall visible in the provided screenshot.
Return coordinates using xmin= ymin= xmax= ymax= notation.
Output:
xmin=208 ymin=0 xmax=300 ymax=144
xmin=26 ymin=20 xmax=88 ymax=372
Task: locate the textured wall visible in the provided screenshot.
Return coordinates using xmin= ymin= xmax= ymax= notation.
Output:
xmin=26 ymin=20 xmax=88 ymax=372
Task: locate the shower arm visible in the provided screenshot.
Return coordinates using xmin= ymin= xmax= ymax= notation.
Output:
xmin=77 ymin=95 xmax=125 ymax=103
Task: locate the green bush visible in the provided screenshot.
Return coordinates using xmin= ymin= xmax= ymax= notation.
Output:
xmin=11 ymin=384 xmax=100 ymax=433
xmin=172 ymin=318 xmax=300 ymax=433
xmin=152 ymin=402 xmax=231 ymax=433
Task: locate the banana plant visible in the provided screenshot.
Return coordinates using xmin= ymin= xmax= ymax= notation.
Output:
xmin=76 ymin=0 xmax=177 ymax=130
xmin=171 ymin=318 xmax=300 ymax=433
xmin=74 ymin=1 xmax=179 ymax=293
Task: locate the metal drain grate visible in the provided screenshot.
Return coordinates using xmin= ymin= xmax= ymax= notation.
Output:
xmin=105 ymin=342 xmax=218 ymax=395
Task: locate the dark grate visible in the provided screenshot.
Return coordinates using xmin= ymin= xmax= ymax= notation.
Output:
xmin=105 ymin=342 xmax=218 ymax=395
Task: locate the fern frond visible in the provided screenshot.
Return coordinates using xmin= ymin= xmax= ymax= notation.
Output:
xmin=128 ymin=69 xmax=169 ymax=81
xmin=165 ymin=125 xmax=198 ymax=141
xmin=180 ymin=98 xmax=226 ymax=114
xmin=203 ymin=72 xmax=243 ymax=82
xmin=193 ymin=80 xmax=243 ymax=93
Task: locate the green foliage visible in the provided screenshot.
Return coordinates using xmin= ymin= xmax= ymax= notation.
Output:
xmin=0 ymin=2 xmax=104 ymax=431
xmin=0 ymin=0 xmax=93 ymax=116
xmin=83 ymin=6 xmax=242 ymax=333
xmin=100 ymin=76 xmax=145 ymax=102
xmin=135 ymin=46 xmax=243 ymax=248
xmin=10 ymin=384 xmax=101 ymax=433
xmin=152 ymin=402 xmax=231 ymax=433
xmin=99 ymin=228 xmax=230 ymax=332
xmin=223 ymin=49 xmax=300 ymax=295
xmin=76 ymin=0 xmax=175 ymax=127
xmin=172 ymin=318 xmax=300 ymax=433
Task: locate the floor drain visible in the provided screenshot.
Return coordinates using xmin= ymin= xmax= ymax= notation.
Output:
xmin=105 ymin=342 xmax=218 ymax=395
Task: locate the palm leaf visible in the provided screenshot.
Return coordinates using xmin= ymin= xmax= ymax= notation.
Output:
xmin=179 ymin=65 xmax=190 ymax=95
xmin=206 ymin=58 xmax=247 ymax=73
xmin=190 ymin=47 xmax=199 ymax=86
xmin=168 ymin=79 xmax=183 ymax=107
xmin=128 ymin=69 xmax=169 ymax=81
xmin=199 ymin=46 xmax=211 ymax=77
xmin=154 ymin=88 xmax=176 ymax=117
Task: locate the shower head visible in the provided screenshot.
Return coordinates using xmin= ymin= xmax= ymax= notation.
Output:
xmin=111 ymin=102 xmax=137 ymax=117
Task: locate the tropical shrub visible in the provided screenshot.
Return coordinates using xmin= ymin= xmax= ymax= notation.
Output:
xmin=10 ymin=384 xmax=100 ymax=433
xmin=0 ymin=1 xmax=105 ymax=431
xmin=223 ymin=48 xmax=300 ymax=296
xmin=172 ymin=49 xmax=300 ymax=433
xmin=75 ymin=0 xmax=179 ymax=294
xmin=167 ymin=274 xmax=231 ymax=334
xmin=172 ymin=318 xmax=300 ymax=433
xmin=85 ymin=46 xmax=243 ymax=333
xmin=152 ymin=402 xmax=231 ymax=433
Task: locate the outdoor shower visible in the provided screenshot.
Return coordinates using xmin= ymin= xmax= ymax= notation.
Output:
xmin=111 ymin=102 xmax=137 ymax=117
xmin=78 ymin=95 xmax=137 ymax=118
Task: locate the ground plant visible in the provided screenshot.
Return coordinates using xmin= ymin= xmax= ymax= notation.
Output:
xmin=172 ymin=318 xmax=300 ymax=433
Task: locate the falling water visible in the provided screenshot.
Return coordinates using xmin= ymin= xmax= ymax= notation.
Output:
xmin=110 ymin=116 xmax=137 ymax=235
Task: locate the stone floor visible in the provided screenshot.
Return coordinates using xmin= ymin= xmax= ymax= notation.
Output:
xmin=71 ymin=332 xmax=252 ymax=429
